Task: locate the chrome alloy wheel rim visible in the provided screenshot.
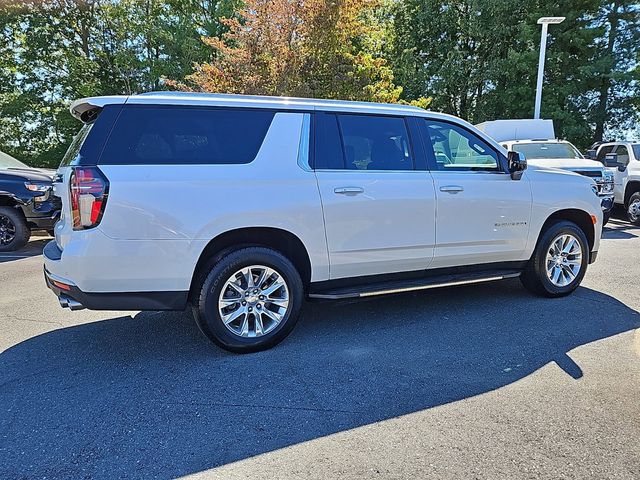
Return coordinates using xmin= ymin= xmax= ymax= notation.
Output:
xmin=0 ymin=215 xmax=16 ymax=246
xmin=629 ymin=199 xmax=640 ymax=222
xmin=545 ymin=234 xmax=583 ymax=287
xmin=218 ymin=265 xmax=290 ymax=338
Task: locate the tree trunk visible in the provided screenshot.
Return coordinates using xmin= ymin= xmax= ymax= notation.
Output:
xmin=593 ymin=1 xmax=620 ymax=142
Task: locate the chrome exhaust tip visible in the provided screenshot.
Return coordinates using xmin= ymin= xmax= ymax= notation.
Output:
xmin=59 ymin=295 xmax=85 ymax=311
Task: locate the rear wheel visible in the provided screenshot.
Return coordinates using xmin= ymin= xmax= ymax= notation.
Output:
xmin=0 ymin=207 xmax=30 ymax=252
xmin=520 ymin=221 xmax=589 ymax=297
xmin=627 ymin=192 xmax=640 ymax=226
xmin=192 ymin=247 xmax=303 ymax=353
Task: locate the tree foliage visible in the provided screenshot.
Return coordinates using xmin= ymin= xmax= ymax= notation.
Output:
xmin=175 ymin=0 xmax=416 ymax=105
xmin=0 ymin=0 xmax=638 ymax=166
xmin=392 ymin=0 xmax=640 ymax=147
xmin=0 ymin=0 xmax=239 ymax=167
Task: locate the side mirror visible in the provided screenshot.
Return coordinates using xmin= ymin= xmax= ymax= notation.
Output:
xmin=586 ymin=149 xmax=597 ymax=160
xmin=603 ymin=152 xmax=618 ymax=168
xmin=507 ymin=151 xmax=527 ymax=180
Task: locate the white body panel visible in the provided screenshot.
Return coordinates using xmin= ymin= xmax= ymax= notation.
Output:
xmin=315 ymin=170 xmax=436 ymax=278
xmin=45 ymin=93 xmax=603 ymax=297
xmin=430 ymin=170 xmax=532 ymax=268
xmin=526 ymin=166 xmax=602 ymax=255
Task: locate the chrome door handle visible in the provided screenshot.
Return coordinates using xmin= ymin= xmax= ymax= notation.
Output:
xmin=439 ymin=185 xmax=464 ymax=194
xmin=334 ymin=187 xmax=364 ymax=195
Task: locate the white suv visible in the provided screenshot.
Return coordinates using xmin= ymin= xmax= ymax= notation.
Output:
xmin=45 ymin=93 xmax=603 ymax=352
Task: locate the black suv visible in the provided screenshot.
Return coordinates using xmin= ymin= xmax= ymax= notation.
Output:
xmin=0 ymin=151 xmax=61 ymax=251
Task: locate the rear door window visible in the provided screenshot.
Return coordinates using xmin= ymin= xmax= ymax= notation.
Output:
xmin=100 ymin=106 xmax=275 ymax=165
xmin=337 ymin=114 xmax=414 ymax=171
xmin=313 ymin=113 xmax=344 ymax=169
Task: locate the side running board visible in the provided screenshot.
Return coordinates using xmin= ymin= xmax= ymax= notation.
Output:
xmin=308 ymin=270 xmax=522 ymax=300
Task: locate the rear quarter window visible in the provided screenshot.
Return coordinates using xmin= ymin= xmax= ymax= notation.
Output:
xmin=61 ymin=104 xmax=123 ymax=167
xmin=99 ymin=106 xmax=275 ymax=165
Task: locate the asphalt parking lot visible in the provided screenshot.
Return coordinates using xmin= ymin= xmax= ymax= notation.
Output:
xmin=1 ymin=211 xmax=639 ymax=480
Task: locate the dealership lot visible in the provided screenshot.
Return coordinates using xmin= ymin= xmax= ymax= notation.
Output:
xmin=1 ymin=212 xmax=639 ymax=479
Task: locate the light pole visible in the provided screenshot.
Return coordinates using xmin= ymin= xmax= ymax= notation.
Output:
xmin=534 ymin=16 xmax=565 ymax=119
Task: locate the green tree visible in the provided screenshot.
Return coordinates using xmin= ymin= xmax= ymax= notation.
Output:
xmin=176 ymin=0 xmax=429 ymax=106
xmin=0 ymin=0 xmax=238 ymax=167
xmin=589 ymin=1 xmax=640 ymax=142
xmin=391 ymin=0 xmax=639 ymax=148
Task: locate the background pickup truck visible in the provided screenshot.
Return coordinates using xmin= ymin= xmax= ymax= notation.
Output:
xmin=590 ymin=142 xmax=640 ymax=225
xmin=0 ymin=150 xmax=60 ymax=251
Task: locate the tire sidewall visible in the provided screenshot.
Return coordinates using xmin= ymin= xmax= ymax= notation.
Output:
xmin=0 ymin=207 xmax=30 ymax=252
xmin=196 ymin=248 xmax=303 ymax=353
xmin=628 ymin=193 xmax=640 ymax=226
xmin=534 ymin=222 xmax=589 ymax=296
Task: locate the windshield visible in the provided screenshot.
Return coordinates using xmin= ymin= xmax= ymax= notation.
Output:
xmin=0 ymin=150 xmax=30 ymax=169
xmin=512 ymin=142 xmax=583 ymax=160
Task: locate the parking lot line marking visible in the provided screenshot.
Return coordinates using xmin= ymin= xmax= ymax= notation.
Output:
xmin=0 ymin=255 xmax=33 ymax=258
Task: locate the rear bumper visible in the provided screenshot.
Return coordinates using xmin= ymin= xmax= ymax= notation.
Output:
xmin=43 ymin=240 xmax=188 ymax=311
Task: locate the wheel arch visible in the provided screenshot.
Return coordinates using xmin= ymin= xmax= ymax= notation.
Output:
xmin=0 ymin=193 xmax=20 ymax=207
xmin=190 ymin=227 xmax=312 ymax=297
xmin=539 ymin=209 xmax=595 ymax=252
xmin=624 ymin=180 xmax=640 ymax=207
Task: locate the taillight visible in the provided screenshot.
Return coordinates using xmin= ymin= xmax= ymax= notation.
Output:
xmin=69 ymin=167 xmax=109 ymax=230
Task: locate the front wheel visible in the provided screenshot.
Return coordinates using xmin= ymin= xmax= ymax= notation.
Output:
xmin=520 ymin=221 xmax=589 ymax=297
xmin=192 ymin=247 xmax=303 ymax=353
xmin=0 ymin=207 xmax=30 ymax=252
xmin=627 ymin=192 xmax=640 ymax=226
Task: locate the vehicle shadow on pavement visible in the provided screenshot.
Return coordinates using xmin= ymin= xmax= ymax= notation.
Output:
xmin=603 ymin=219 xmax=640 ymax=240
xmin=0 ymin=237 xmax=48 ymax=263
xmin=1 ymin=280 xmax=638 ymax=478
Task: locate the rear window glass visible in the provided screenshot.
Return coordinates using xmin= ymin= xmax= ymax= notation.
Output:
xmin=314 ymin=113 xmax=344 ymax=169
xmin=61 ymin=104 xmax=123 ymax=167
xmin=100 ymin=106 xmax=275 ymax=165
xmin=338 ymin=114 xmax=413 ymax=170
xmin=60 ymin=124 xmax=93 ymax=167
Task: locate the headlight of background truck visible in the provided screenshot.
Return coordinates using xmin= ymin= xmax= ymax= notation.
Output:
xmin=601 ymin=170 xmax=614 ymax=194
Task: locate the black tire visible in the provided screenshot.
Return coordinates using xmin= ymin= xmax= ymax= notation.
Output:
xmin=0 ymin=206 xmax=30 ymax=252
xmin=602 ymin=212 xmax=610 ymax=226
xmin=520 ymin=220 xmax=589 ymax=298
xmin=627 ymin=192 xmax=640 ymax=226
xmin=192 ymin=247 xmax=304 ymax=353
